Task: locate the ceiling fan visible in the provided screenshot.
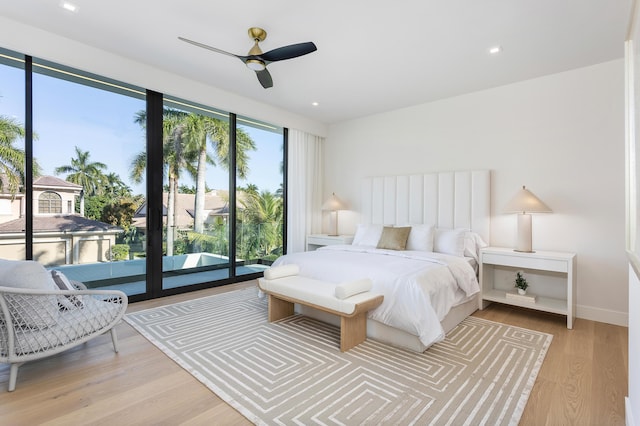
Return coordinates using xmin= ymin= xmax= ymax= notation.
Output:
xmin=178 ymin=27 xmax=317 ymax=89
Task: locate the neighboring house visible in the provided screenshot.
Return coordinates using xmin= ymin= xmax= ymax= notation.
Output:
xmin=0 ymin=175 xmax=24 ymax=225
xmin=33 ymin=175 xmax=85 ymax=217
xmin=0 ymin=175 xmax=84 ymax=224
xmin=133 ymin=189 xmax=237 ymax=231
xmin=0 ymin=175 xmax=121 ymax=265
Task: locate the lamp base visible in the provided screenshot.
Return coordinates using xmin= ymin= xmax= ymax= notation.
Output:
xmin=327 ymin=211 xmax=339 ymax=237
xmin=515 ymin=213 xmax=533 ymax=252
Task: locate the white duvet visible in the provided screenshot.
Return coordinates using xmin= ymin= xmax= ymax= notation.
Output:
xmin=272 ymin=245 xmax=480 ymax=348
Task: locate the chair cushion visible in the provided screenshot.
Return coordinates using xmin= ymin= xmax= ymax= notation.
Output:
xmin=0 ymin=259 xmax=59 ymax=328
xmin=260 ymin=275 xmax=379 ymax=315
xmin=3 ymin=297 xmax=124 ymax=356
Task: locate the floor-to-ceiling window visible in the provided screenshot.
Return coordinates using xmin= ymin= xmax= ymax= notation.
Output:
xmin=159 ymin=96 xmax=234 ymax=290
xmin=235 ymin=116 xmax=285 ymax=277
xmin=31 ymin=58 xmax=148 ymax=295
xmin=0 ymin=48 xmax=26 ymax=259
xmin=0 ymin=46 xmax=286 ymax=300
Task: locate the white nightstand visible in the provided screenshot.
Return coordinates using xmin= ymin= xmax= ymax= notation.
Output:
xmin=479 ymin=247 xmax=577 ymax=329
xmin=306 ymin=234 xmax=354 ymax=251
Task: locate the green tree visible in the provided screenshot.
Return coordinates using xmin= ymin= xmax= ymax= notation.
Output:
xmin=178 ymin=184 xmax=196 ymax=194
xmin=240 ymin=183 xmax=259 ymax=197
xmin=101 ymin=172 xmax=131 ymax=198
xmin=0 ymin=115 xmax=41 ymax=194
xmin=101 ymin=198 xmax=137 ymax=234
xmin=180 ymin=115 xmax=256 ymax=235
xmin=133 ymin=109 xmax=257 ymax=255
xmin=239 ymin=189 xmax=283 ymax=259
xmin=83 ymin=194 xmax=109 ymax=221
xmin=55 ymin=146 xmax=107 ymax=196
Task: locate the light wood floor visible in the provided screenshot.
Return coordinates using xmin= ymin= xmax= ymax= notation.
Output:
xmin=0 ymin=281 xmax=628 ymax=425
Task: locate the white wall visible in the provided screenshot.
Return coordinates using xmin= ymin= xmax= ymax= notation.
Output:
xmin=325 ymin=59 xmax=627 ymax=326
xmin=0 ymin=17 xmax=328 ymax=138
xmin=629 ymin=262 xmax=640 ymax=426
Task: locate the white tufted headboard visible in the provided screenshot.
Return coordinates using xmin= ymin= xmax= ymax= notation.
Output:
xmin=360 ymin=170 xmax=491 ymax=244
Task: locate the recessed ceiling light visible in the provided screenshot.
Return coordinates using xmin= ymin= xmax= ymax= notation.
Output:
xmin=312 ymin=102 xmax=319 ymax=106
xmin=60 ymin=1 xmax=78 ymax=12
xmin=489 ymin=46 xmax=502 ymax=55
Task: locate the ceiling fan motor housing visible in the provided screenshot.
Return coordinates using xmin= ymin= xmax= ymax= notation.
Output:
xmin=248 ymin=27 xmax=267 ymax=42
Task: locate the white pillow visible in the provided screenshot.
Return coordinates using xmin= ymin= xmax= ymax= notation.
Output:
xmin=352 ymin=224 xmax=384 ymax=247
xmin=464 ymin=232 xmax=488 ymax=261
xmin=264 ymin=264 xmax=299 ymax=280
xmin=433 ymin=228 xmax=468 ymax=257
xmin=405 ymin=224 xmax=435 ymax=252
xmin=334 ymin=278 xmax=372 ymax=299
xmin=0 ymin=259 xmax=59 ymax=328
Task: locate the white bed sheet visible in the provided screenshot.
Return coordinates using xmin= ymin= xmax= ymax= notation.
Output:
xmin=272 ymin=245 xmax=480 ymax=348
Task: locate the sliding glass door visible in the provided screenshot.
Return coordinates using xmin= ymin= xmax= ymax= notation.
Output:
xmin=235 ymin=116 xmax=284 ymax=277
xmin=159 ymin=97 xmax=233 ymax=290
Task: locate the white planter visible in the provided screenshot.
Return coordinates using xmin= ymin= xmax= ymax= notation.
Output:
xmin=517 ymin=288 xmax=527 ymax=295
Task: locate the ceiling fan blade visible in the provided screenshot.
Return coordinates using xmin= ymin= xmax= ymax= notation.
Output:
xmin=260 ymin=42 xmax=317 ymax=62
xmin=256 ymin=69 xmax=273 ymax=89
xmin=178 ymin=36 xmax=248 ymax=62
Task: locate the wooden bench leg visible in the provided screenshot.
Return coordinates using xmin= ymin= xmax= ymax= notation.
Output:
xmin=340 ymin=313 xmax=367 ymax=352
xmin=268 ymin=295 xmax=294 ymax=322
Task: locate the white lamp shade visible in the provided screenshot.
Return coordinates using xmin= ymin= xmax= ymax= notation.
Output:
xmin=503 ymin=186 xmax=552 ymax=214
xmin=322 ymin=193 xmax=346 ymax=211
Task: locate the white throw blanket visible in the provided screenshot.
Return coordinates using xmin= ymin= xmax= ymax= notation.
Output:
xmin=272 ymin=245 xmax=480 ymax=347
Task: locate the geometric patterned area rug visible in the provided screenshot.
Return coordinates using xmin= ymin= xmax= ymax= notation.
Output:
xmin=125 ymin=288 xmax=552 ymax=426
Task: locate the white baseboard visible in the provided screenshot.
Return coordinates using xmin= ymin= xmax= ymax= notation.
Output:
xmin=576 ymin=304 xmax=628 ymax=327
xmin=628 ymin=397 xmax=636 ymax=426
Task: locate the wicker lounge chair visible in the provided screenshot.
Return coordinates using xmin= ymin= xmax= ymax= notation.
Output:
xmin=0 ymin=260 xmax=127 ymax=391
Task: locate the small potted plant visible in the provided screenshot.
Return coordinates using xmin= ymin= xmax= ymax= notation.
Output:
xmin=514 ymin=271 xmax=528 ymax=295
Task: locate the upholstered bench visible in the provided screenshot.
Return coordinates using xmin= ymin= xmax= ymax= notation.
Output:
xmin=258 ymin=264 xmax=383 ymax=352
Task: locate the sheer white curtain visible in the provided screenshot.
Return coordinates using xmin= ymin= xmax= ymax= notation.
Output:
xmin=287 ymin=129 xmax=324 ymax=253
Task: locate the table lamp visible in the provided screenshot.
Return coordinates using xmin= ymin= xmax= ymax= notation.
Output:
xmin=503 ymin=186 xmax=552 ymax=253
xmin=322 ymin=193 xmax=346 ymax=236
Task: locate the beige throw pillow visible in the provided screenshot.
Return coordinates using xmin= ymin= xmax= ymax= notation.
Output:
xmin=377 ymin=226 xmax=411 ymax=250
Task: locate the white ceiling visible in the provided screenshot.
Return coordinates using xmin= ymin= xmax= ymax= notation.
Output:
xmin=0 ymin=0 xmax=633 ymax=124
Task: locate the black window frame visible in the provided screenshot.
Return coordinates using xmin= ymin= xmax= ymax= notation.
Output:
xmin=0 ymin=46 xmax=288 ymax=303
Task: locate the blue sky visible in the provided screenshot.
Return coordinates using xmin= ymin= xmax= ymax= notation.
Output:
xmin=0 ymin=62 xmax=283 ymax=196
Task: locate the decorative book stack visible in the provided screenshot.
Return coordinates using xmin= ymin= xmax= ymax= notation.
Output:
xmin=505 ymin=291 xmax=537 ymax=304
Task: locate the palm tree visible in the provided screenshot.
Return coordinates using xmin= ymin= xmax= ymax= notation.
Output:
xmin=132 ymin=109 xmax=193 ymax=256
xmin=55 ymin=146 xmax=107 ymax=196
xmin=0 ymin=115 xmax=41 ymax=194
xmin=240 ymin=183 xmax=259 ymax=197
xmin=239 ymin=189 xmax=283 ymax=259
xmin=101 ymin=172 xmax=131 ymax=197
xmin=181 ymin=115 xmax=256 ymax=236
xmin=132 ymin=109 xmax=257 ymax=255
xmin=181 ymin=114 xmax=215 ymax=236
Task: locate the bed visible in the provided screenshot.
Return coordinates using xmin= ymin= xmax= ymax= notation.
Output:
xmin=274 ymin=170 xmax=491 ymax=352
